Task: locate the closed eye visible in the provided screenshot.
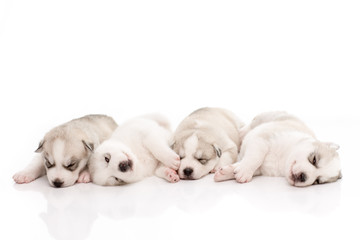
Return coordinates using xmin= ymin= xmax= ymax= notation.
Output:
xmin=313 ymin=178 xmax=321 ymax=185
xmin=44 ymin=157 xmax=55 ymax=169
xmin=114 ymin=177 xmax=125 ymax=184
xmin=65 ymin=161 xmax=78 ymax=171
xmin=308 ymin=152 xmax=319 ymax=167
xmin=197 ymin=158 xmax=208 ymax=165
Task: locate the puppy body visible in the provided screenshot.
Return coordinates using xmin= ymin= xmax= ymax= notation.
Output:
xmin=89 ymin=115 xmax=180 ymax=186
xmin=13 ymin=115 xmax=117 ymax=187
xmin=215 ymin=112 xmax=341 ymax=187
xmin=173 ymin=107 xmax=244 ymax=180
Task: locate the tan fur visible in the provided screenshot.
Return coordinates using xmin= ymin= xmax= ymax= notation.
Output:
xmin=173 ymin=107 xmax=244 ymax=179
xmin=13 ymin=114 xmax=118 ymax=187
xmin=41 ymin=114 xmax=118 ymax=152
xmin=173 ymin=107 xmax=243 ymax=152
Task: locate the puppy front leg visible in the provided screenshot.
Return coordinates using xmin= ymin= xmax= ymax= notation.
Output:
xmin=155 ymin=164 xmax=180 ymax=183
xmin=213 ymin=146 xmax=238 ymax=181
xmin=215 ymin=138 xmax=268 ymax=183
xmin=233 ymin=138 xmax=268 ymax=183
xmin=214 ymin=163 xmax=238 ymax=182
xmin=214 ymin=158 xmax=263 ymax=183
xmin=212 ymin=145 xmax=238 ymax=173
xmin=77 ymin=167 xmax=91 ymax=183
xmin=13 ymin=153 xmax=46 ymax=184
xmin=144 ymin=136 xmax=180 ymax=170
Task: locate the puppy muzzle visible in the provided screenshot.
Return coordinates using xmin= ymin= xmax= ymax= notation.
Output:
xmin=119 ymin=160 xmax=133 ymax=172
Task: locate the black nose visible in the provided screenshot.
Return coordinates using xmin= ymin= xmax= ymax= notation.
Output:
xmin=183 ymin=167 xmax=193 ymax=177
xmin=295 ymin=172 xmax=307 ymax=183
xmin=52 ymin=179 xmax=64 ymax=188
xmin=119 ymin=160 xmax=133 ymax=172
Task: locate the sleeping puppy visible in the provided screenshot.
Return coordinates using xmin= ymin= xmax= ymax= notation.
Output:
xmin=172 ymin=107 xmax=244 ymax=180
xmin=13 ymin=115 xmax=117 ymax=188
xmin=89 ymin=114 xmax=181 ymax=185
xmin=214 ymin=111 xmax=342 ymax=187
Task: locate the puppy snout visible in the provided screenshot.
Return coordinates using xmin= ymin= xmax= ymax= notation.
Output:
xmin=183 ymin=167 xmax=193 ymax=177
xmin=52 ymin=179 xmax=64 ymax=188
xmin=294 ymin=172 xmax=307 ymax=183
xmin=119 ymin=160 xmax=133 ymax=172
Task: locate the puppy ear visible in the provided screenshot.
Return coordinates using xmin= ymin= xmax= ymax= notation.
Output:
xmin=325 ymin=142 xmax=340 ymax=151
xmin=171 ymin=140 xmax=179 ymax=153
xmin=170 ymin=140 xmax=176 ymax=150
xmin=212 ymin=144 xmax=222 ymax=158
xmin=35 ymin=140 xmax=45 ymax=153
xmin=82 ymin=140 xmax=94 ymax=152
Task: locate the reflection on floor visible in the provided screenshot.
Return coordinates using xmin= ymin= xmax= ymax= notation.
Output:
xmin=13 ymin=174 xmax=343 ymax=240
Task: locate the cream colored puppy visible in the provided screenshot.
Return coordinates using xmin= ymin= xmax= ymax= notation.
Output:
xmin=172 ymin=107 xmax=244 ymax=180
xmin=215 ymin=112 xmax=342 ymax=187
xmin=89 ymin=115 xmax=180 ymax=185
xmin=13 ymin=115 xmax=117 ymax=188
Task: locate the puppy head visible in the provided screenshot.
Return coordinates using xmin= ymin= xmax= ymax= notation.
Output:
xmin=89 ymin=140 xmax=136 ymax=186
xmin=36 ymin=136 xmax=93 ymax=188
xmin=173 ymin=134 xmax=222 ymax=180
xmin=285 ymin=140 xmax=341 ymax=187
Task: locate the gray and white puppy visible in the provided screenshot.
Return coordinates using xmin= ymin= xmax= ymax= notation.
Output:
xmin=13 ymin=115 xmax=117 ymax=188
xmin=172 ymin=107 xmax=244 ymax=180
xmin=215 ymin=111 xmax=342 ymax=187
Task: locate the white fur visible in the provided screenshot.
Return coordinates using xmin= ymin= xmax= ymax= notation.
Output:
xmin=215 ymin=112 xmax=341 ymax=187
xmin=89 ymin=115 xmax=180 ymax=186
xmin=52 ymin=139 xmax=65 ymax=164
xmin=12 ymin=154 xmax=46 ymax=184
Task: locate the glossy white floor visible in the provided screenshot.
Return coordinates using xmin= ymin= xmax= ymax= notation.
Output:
xmin=4 ymin=174 xmax=350 ymax=240
xmin=2 ymin=116 xmax=360 ymax=240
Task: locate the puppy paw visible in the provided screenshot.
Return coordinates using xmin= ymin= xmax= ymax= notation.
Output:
xmin=214 ymin=165 xmax=235 ymax=182
xmin=164 ymin=168 xmax=180 ymax=183
xmin=210 ymin=166 xmax=222 ymax=173
xmin=77 ymin=170 xmax=91 ymax=183
xmin=234 ymin=165 xmax=253 ymax=183
xmin=210 ymin=165 xmax=227 ymax=173
xmin=13 ymin=171 xmax=37 ymax=184
xmin=163 ymin=153 xmax=181 ymax=170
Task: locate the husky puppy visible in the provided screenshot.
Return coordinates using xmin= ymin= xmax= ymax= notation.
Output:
xmin=13 ymin=115 xmax=117 ymax=188
xmin=172 ymin=107 xmax=244 ymax=180
xmin=214 ymin=111 xmax=342 ymax=187
xmin=89 ymin=115 xmax=181 ymax=185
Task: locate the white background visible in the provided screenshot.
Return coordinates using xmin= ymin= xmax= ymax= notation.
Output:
xmin=0 ymin=1 xmax=359 ymax=239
